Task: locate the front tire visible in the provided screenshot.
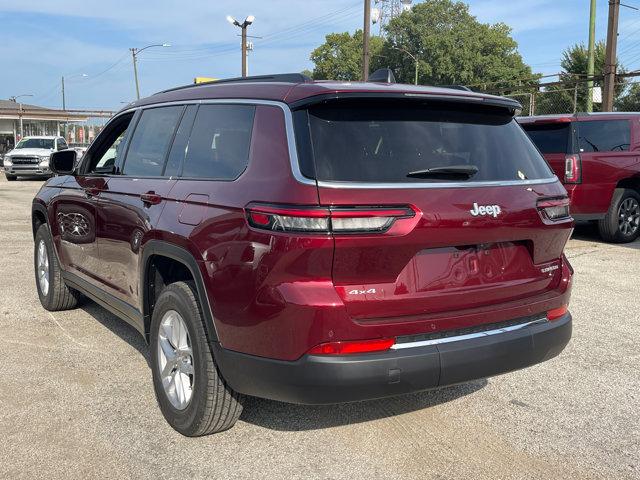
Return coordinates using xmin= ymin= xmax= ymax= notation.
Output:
xmin=598 ymin=188 xmax=640 ymax=243
xmin=34 ymin=224 xmax=80 ymax=310
xmin=5 ymin=174 xmax=16 ymax=181
xmin=150 ymin=281 xmax=243 ymax=436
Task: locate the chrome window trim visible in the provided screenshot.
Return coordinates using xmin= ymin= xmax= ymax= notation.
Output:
xmin=113 ymin=98 xmax=557 ymax=189
xmin=390 ymin=317 xmax=548 ymax=350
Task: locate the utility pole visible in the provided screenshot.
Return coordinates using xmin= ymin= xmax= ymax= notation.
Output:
xmin=586 ymin=0 xmax=596 ymax=113
xmin=363 ymin=0 xmax=371 ymax=81
xmin=603 ymin=0 xmax=621 ymax=112
xmin=130 ymin=48 xmax=140 ymax=100
xmin=61 ymin=76 xmax=66 ymax=111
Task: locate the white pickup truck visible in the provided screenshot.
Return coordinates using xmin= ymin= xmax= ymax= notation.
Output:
xmin=3 ymin=136 xmax=69 ymax=181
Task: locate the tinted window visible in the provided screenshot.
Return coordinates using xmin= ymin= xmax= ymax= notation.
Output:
xmin=165 ymin=105 xmax=197 ymax=177
xmin=57 ymin=138 xmax=69 ymax=150
xmin=578 ymin=120 xmax=630 ymax=153
xmin=521 ymin=123 xmax=571 ymax=154
xmin=181 ymin=104 xmax=255 ymax=179
xmin=301 ymin=101 xmax=553 ymax=183
xmin=85 ymin=113 xmax=133 ymax=174
xmin=123 ymin=106 xmax=183 ymax=176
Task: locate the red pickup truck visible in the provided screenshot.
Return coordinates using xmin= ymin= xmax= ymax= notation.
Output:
xmin=519 ymin=113 xmax=640 ymax=243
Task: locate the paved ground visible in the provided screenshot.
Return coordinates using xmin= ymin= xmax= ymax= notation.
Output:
xmin=0 ymin=176 xmax=638 ymax=480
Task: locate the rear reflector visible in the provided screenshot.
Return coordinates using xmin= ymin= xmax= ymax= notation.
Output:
xmin=565 ymin=154 xmax=581 ymax=183
xmin=547 ymin=305 xmax=568 ymax=321
xmin=246 ymin=204 xmax=416 ymax=234
xmin=308 ymin=338 xmax=395 ymax=355
xmin=537 ymin=197 xmax=571 ymax=221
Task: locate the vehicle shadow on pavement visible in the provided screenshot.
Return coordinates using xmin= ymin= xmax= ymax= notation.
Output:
xmin=572 ymin=222 xmax=640 ymax=249
xmin=239 ymin=380 xmax=487 ymax=432
xmin=80 ymin=301 xmax=151 ymax=366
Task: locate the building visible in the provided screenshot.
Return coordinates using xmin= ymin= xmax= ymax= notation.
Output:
xmin=0 ymin=99 xmax=89 ymax=156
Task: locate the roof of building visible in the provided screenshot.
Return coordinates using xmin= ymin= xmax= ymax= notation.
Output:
xmin=0 ymin=99 xmax=88 ymax=121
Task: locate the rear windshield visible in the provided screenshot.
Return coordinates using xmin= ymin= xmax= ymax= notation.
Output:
xmin=521 ymin=123 xmax=572 ymax=154
xmin=296 ymin=100 xmax=553 ymax=183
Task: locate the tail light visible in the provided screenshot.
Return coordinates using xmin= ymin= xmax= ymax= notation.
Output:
xmin=547 ymin=305 xmax=568 ymax=321
xmin=537 ymin=197 xmax=571 ymax=222
xmin=308 ymin=338 xmax=395 ymax=355
xmin=564 ymin=154 xmax=581 ymax=183
xmin=246 ymin=203 xmax=417 ymax=234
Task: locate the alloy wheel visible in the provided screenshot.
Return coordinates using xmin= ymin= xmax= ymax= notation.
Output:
xmin=37 ymin=240 xmax=49 ymax=296
xmin=618 ymin=197 xmax=640 ymax=236
xmin=157 ymin=310 xmax=195 ymax=410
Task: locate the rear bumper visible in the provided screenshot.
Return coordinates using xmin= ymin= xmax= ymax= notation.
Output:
xmin=214 ymin=313 xmax=572 ymax=404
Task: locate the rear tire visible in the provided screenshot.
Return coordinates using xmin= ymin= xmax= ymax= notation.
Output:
xmin=598 ymin=188 xmax=640 ymax=243
xmin=5 ymin=174 xmax=16 ymax=181
xmin=34 ymin=224 xmax=81 ymax=311
xmin=150 ymin=281 xmax=243 ymax=436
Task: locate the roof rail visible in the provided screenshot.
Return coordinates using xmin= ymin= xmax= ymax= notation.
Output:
xmin=156 ymin=73 xmax=313 ymax=95
xmin=440 ymin=85 xmax=472 ymax=92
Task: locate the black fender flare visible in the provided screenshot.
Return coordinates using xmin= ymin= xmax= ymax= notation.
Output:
xmin=140 ymin=240 xmax=219 ymax=343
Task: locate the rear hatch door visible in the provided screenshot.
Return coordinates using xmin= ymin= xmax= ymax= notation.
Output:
xmin=297 ymin=98 xmax=573 ymax=323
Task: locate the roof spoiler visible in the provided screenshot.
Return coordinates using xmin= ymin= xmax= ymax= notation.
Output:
xmin=156 ymin=73 xmax=313 ymax=95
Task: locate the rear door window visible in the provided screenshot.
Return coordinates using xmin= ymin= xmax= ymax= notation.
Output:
xmin=298 ymin=100 xmax=553 ymax=183
xmin=521 ymin=123 xmax=571 ymax=154
xmin=577 ymin=120 xmax=630 ymax=152
xmin=181 ymin=104 xmax=255 ymax=179
xmin=122 ymin=106 xmax=183 ymax=177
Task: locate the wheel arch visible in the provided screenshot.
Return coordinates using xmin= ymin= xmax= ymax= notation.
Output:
xmin=140 ymin=240 xmax=219 ymax=344
xmin=616 ymin=176 xmax=640 ymax=195
xmin=31 ymin=203 xmax=48 ymax=239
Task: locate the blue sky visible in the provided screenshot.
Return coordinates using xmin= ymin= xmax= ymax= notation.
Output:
xmin=0 ymin=0 xmax=637 ymax=111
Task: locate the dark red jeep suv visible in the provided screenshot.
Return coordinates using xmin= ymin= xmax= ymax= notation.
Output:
xmin=32 ymin=73 xmax=573 ymax=436
xmin=519 ymin=113 xmax=640 ymax=243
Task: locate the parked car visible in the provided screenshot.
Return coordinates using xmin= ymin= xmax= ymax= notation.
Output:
xmin=518 ymin=113 xmax=640 ymax=242
xmin=32 ymin=72 xmax=574 ymax=436
xmin=4 ymin=136 xmax=69 ymax=181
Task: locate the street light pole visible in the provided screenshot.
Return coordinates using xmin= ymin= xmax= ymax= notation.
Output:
xmin=61 ymin=73 xmax=88 ymax=111
xmin=392 ymin=46 xmax=419 ymax=85
xmin=129 ymin=44 xmax=171 ymax=100
xmin=9 ymin=94 xmax=33 ymax=140
xmin=227 ymin=15 xmax=255 ymax=77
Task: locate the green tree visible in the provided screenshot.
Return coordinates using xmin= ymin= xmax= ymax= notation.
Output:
xmin=615 ymin=83 xmax=640 ymax=112
xmin=309 ymin=30 xmax=383 ymax=80
xmin=535 ymin=42 xmax=625 ymax=114
xmin=381 ymin=0 xmax=532 ymax=87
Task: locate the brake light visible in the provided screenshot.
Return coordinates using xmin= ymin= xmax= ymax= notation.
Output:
xmin=537 ymin=197 xmax=571 ymax=221
xmin=308 ymin=338 xmax=395 ymax=355
xmin=245 ymin=204 xmax=417 ymax=234
xmin=547 ymin=305 xmax=568 ymax=321
xmin=564 ymin=154 xmax=581 ymax=183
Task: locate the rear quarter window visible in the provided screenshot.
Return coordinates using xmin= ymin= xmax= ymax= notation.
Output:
xmin=521 ymin=123 xmax=572 ymax=154
xmin=577 ymin=119 xmax=630 ymax=153
xmin=297 ymin=100 xmax=553 ymax=183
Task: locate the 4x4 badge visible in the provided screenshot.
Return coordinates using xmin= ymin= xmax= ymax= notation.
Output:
xmin=470 ymin=203 xmax=502 ymax=218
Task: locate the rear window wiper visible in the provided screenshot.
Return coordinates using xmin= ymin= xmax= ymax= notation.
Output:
xmin=407 ymin=165 xmax=479 ymax=180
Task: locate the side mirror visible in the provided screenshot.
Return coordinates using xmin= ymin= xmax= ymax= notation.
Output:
xmin=50 ymin=149 xmax=77 ymax=175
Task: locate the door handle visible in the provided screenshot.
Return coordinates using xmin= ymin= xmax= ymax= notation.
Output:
xmin=84 ymin=187 xmax=100 ymax=198
xmin=141 ymin=192 xmax=162 ymax=206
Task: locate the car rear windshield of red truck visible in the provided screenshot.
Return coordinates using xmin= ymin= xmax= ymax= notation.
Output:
xmin=294 ymin=100 xmax=554 ymax=183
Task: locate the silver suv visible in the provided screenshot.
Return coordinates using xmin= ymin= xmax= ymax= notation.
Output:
xmin=4 ymin=136 xmax=68 ymax=181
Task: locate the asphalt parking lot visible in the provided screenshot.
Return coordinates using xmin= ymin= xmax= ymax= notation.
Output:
xmin=0 ymin=176 xmax=638 ymax=480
